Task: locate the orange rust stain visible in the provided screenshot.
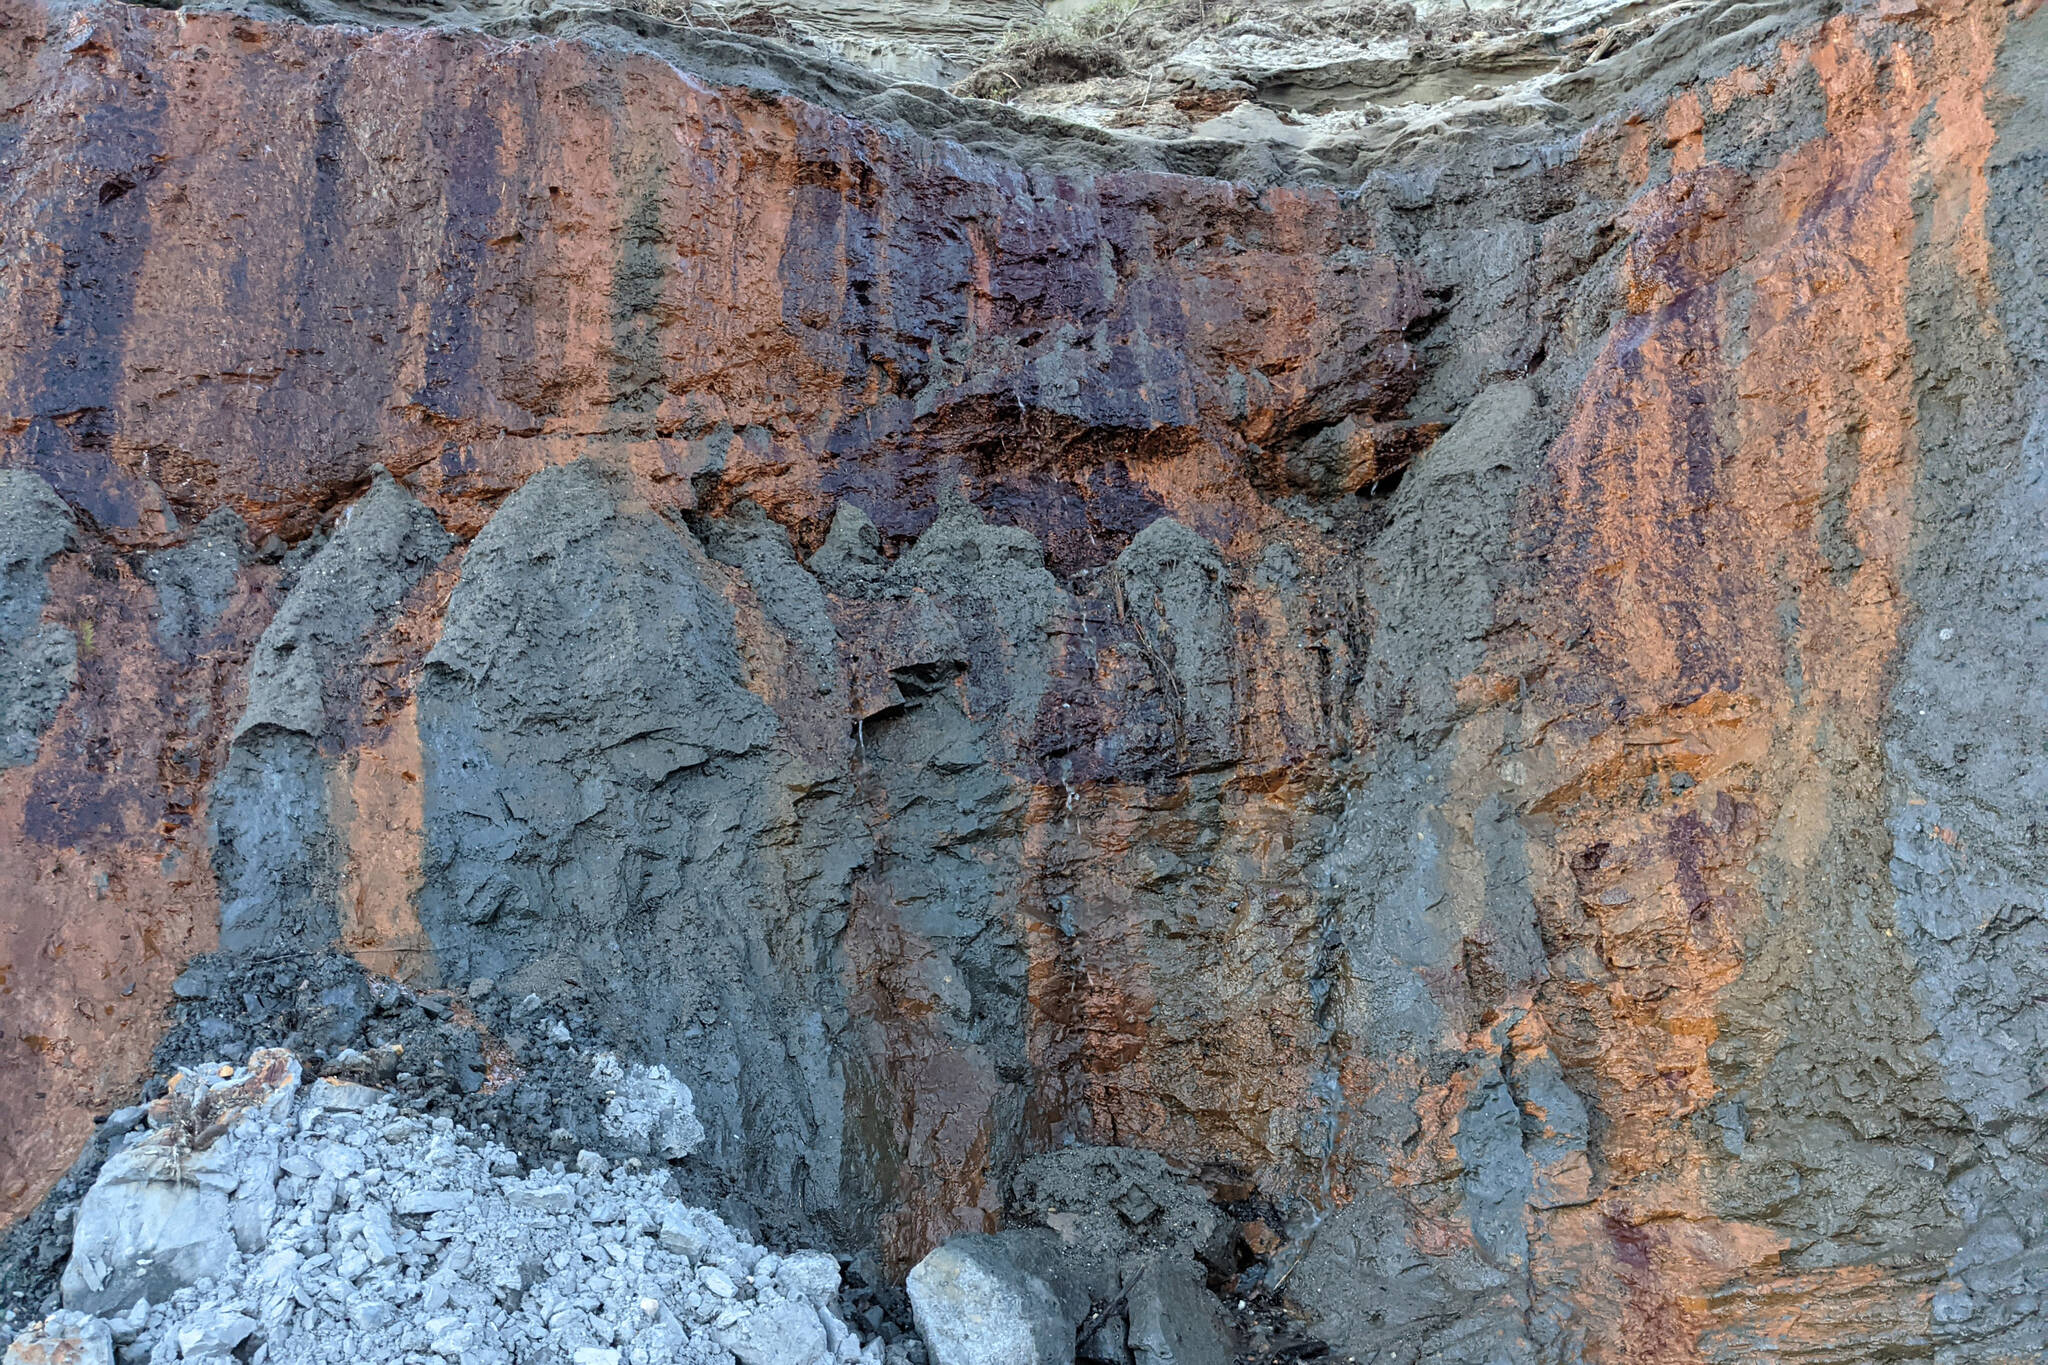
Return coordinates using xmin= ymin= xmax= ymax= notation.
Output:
xmin=0 ymin=550 xmax=270 ymax=1220
xmin=1019 ymin=781 xmax=1161 ymax=1151
xmin=325 ymin=541 xmax=463 ymax=982
xmin=1620 ymin=116 xmax=1656 ymax=188
xmin=1664 ymin=91 xmax=1707 ymax=175
xmin=334 ymin=700 xmax=435 ymax=983
xmin=1707 ymin=66 xmax=1767 ymax=114
xmin=1016 ymin=765 xmax=1329 ymax=1208
xmin=1505 ymin=0 xmax=2019 ymax=1358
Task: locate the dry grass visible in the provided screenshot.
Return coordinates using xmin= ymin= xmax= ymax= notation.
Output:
xmin=953 ymin=0 xmax=1534 ymax=102
xmin=956 ymin=34 xmax=1128 ymax=98
xmin=953 ymin=0 xmax=1182 ymax=99
xmin=599 ymin=0 xmax=798 ymax=36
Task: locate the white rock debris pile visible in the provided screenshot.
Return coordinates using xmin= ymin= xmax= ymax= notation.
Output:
xmin=17 ymin=1049 xmax=881 ymax=1365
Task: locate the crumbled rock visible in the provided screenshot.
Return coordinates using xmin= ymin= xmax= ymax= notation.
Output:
xmin=1007 ymin=1148 xmax=1226 ymax=1275
xmin=915 ymin=1151 xmax=1247 ymax=1365
xmin=775 ymin=1250 xmax=842 ymax=1306
xmin=592 ymin=1054 xmax=706 ymax=1161
xmin=172 ymin=1307 xmax=256 ymax=1360
xmin=61 ymin=1050 xmax=302 ymax=1316
xmin=45 ymin=1050 xmax=872 ymax=1365
xmin=720 ymin=1298 xmax=831 ymax=1365
xmin=2 ymin=1310 xmax=112 ymax=1365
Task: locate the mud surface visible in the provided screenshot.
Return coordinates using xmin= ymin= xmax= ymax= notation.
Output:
xmin=0 ymin=0 xmax=2044 ymax=1358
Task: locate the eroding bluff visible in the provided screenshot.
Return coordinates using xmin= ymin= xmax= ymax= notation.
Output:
xmin=0 ymin=0 xmax=2045 ymax=1357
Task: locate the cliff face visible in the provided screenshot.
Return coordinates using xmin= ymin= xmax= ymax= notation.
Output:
xmin=0 ymin=0 xmax=2044 ymax=1357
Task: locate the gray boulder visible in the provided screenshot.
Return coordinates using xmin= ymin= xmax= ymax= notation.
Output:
xmin=775 ymin=1249 xmax=844 ymax=1306
xmin=998 ymin=1149 xmax=1236 ymax=1365
xmin=171 ymin=1308 xmax=258 ymax=1361
xmin=719 ymin=1300 xmax=829 ymax=1365
xmin=3 ymin=1310 xmax=113 ymax=1365
xmin=1123 ymin=1258 xmax=1230 ymax=1365
xmin=907 ymin=1231 xmax=1094 ymax=1365
xmin=61 ymin=1051 xmax=301 ymax=1315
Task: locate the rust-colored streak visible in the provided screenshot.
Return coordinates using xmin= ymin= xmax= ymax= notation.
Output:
xmin=0 ymin=551 xmax=272 ymax=1220
xmin=0 ymin=3 xmax=1426 ymax=549
xmin=0 ymin=0 xmax=2030 ymax=1350
xmin=1502 ymin=2 xmax=2016 ymax=1357
xmin=333 ymin=699 xmax=434 ymax=983
xmin=326 ymin=546 xmax=463 ymax=978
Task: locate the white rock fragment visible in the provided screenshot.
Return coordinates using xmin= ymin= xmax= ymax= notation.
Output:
xmin=509 ymin=1183 xmax=576 ymax=1214
xmin=660 ymin=1205 xmax=711 ymax=1259
xmin=396 ymin=1190 xmax=469 ymax=1216
xmin=907 ymin=1234 xmax=1091 ymax=1365
xmin=720 ymin=1299 xmax=830 ymax=1365
xmin=778 ymin=1249 xmax=843 ymax=1306
xmin=109 ymin=1297 xmax=150 ymax=1346
xmin=61 ymin=1050 xmax=301 ymax=1316
xmin=52 ymin=1048 xmax=872 ymax=1365
xmin=3 ymin=1310 xmax=114 ymax=1365
xmin=429 ymin=1325 xmax=474 ymax=1356
xmin=173 ymin=1307 xmax=257 ymax=1360
xmin=591 ymin=1053 xmax=706 ymax=1160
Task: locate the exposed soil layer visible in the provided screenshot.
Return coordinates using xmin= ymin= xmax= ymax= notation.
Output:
xmin=0 ymin=0 xmax=2045 ymax=1358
